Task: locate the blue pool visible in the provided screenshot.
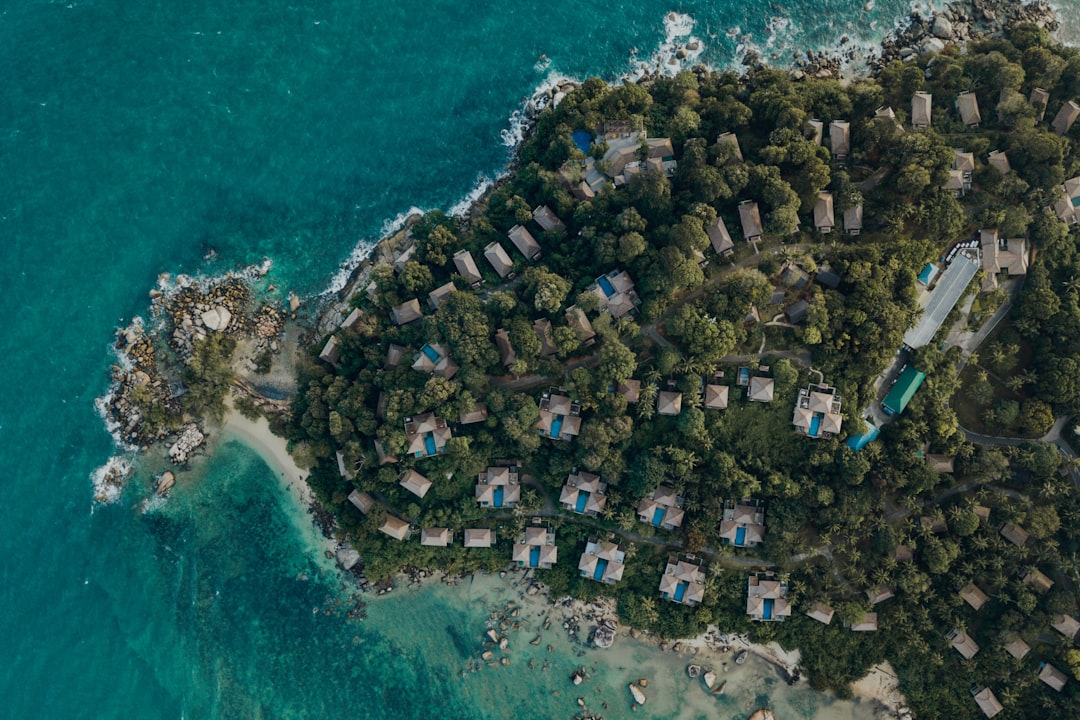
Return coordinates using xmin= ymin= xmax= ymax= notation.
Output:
xmin=423 ymin=434 xmax=436 ymax=456
xmin=593 ymin=558 xmax=608 ymax=581
xmin=652 ymin=508 xmax=665 ymax=527
xmin=738 ymin=367 xmax=750 ymax=385
xmin=549 ymin=415 xmax=563 ymax=438
xmin=597 ymin=276 xmax=615 ymax=297
xmin=572 ymin=130 xmax=592 ymax=154
xmin=763 ymin=598 xmax=775 ymax=620
xmin=1073 ymin=196 xmax=1080 ymax=207
xmin=809 ymin=414 xmax=822 ymax=437
xmin=918 ymin=262 xmax=939 ymax=285
xmin=529 ymin=546 xmax=540 ymax=567
xmin=420 ymin=344 xmax=439 ymax=361
xmin=735 ymin=526 xmax=747 ymax=546
xmin=673 ymin=581 xmax=688 ymax=603
xmin=575 ymin=491 xmax=589 ymax=514
xmin=493 ymin=486 xmax=504 ymax=508
xmin=847 ymin=423 xmax=880 ymax=452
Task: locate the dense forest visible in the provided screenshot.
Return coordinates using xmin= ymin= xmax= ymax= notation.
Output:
xmin=283 ymin=23 xmax=1080 ymax=719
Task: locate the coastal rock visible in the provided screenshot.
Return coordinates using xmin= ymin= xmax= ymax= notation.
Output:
xmin=748 ymin=711 xmax=776 ymax=720
xmin=168 ymin=424 xmax=205 ymax=464
xmin=921 ymin=37 xmax=946 ymax=55
xmin=289 ymin=294 xmax=301 ymax=312
xmin=336 ymin=547 xmax=361 ymax=570
xmin=931 ymin=14 xmax=953 ymax=39
xmin=155 ymin=470 xmax=175 ymax=495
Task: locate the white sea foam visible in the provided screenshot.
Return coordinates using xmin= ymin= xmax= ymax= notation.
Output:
xmin=449 ymin=175 xmax=495 ymax=218
xmin=91 ymin=454 xmax=133 ymax=504
xmin=139 ymin=492 xmax=168 ymax=514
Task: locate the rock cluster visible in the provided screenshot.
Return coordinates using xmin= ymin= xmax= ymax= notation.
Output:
xmin=168 ymin=423 xmax=205 ymax=464
xmin=872 ymin=0 xmax=1058 ymax=70
xmin=161 ymin=277 xmax=251 ymax=359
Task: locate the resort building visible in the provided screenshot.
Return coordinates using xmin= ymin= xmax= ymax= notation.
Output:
xmin=507 ymin=224 xmax=542 ymax=261
xmin=1052 ymin=176 xmax=1080 ymax=225
xmin=987 ymin=150 xmax=1011 ymax=174
xmin=971 ymin=687 xmax=1003 ymax=718
xmin=420 ymin=527 xmax=452 ymax=547
xmin=453 ymin=249 xmax=483 ymax=287
xmin=657 ymin=390 xmax=683 ymax=416
xmin=912 ymin=91 xmax=933 ymax=128
xmin=738 ymin=201 xmax=763 ymax=241
xmin=385 ymin=343 xmax=407 ymax=369
xmin=953 ymin=150 xmax=975 ymax=192
xmin=659 ymin=555 xmax=706 ymax=606
xmin=792 ymin=384 xmax=843 ymax=439
xmin=949 ymin=629 xmax=981 ymax=659
xmin=945 ymin=169 xmax=966 ymax=196
xmin=719 ymin=500 xmax=765 ymax=548
xmin=1052 ymin=100 xmax=1080 ymax=136
xmin=813 ymin=192 xmax=835 ymax=233
xmin=390 ymin=299 xmax=423 ymax=326
xmin=927 ymin=454 xmax=955 ymax=473
xmin=1000 ymin=523 xmax=1029 ymax=547
xmin=805 ymin=119 xmax=824 ymax=145
xmin=1051 ymin=613 xmax=1080 ymax=641
xmin=1023 ymin=567 xmax=1054 ymax=593
xmin=979 ymin=228 xmax=1028 ymax=291
xmin=1005 ymin=638 xmax=1030 ymax=660
xmin=379 ymin=515 xmax=411 ymax=541
xmin=564 ymin=305 xmax=597 ymax=344
xmin=336 ymin=450 xmax=354 ymax=481
xmin=959 ymin=583 xmax=989 ymax=611
xmin=920 ymin=515 xmax=948 ymax=534
xmin=617 ymin=379 xmax=641 ymax=404
xmin=537 ymin=389 xmax=582 ymax=441
xmin=829 ymin=121 xmax=850 ymax=163
xmin=347 ymin=490 xmax=374 ymax=514
xmin=704 ymin=383 xmax=729 ymax=410
xmin=483 ymin=241 xmax=514 ymax=278
xmin=427 ymin=281 xmax=456 ymax=310
xmin=494 ymin=328 xmax=516 ymax=368
xmin=850 ymin=612 xmax=878 ymax=632
xmin=404 ymin=412 xmax=452 ymax=458
xmin=319 ymin=335 xmax=341 ymax=367
xmin=463 ymin=528 xmax=494 ymax=548
xmin=559 ymin=470 xmax=607 ymax=516
xmin=707 ymin=216 xmax=734 ymax=257
xmin=475 ymin=465 xmax=520 ymax=509
xmin=867 ymin=584 xmax=895 ymax=605
xmin=748 ymin=376 xmax=775 ymax=403
xmin=843 ymin=204 xmax=863 ymax=235
xmin=373 ymin=439 xmax=398 ymax=465
xmin=587 ymin=270 xmax=640 ymax=318
xmin=637 ymin=485 xmax=686 ymax=530
xmin=717 ymin=131 xmax=744 ymax=162
xmin=1040 ymin=663 xmax=1069 ymax=692
xmin=902 ymin=250 xmax=980 ymax=350
xmin=875 ymin=105 xmax=897 ymax=121
xmin=746 ymin=572 xmax=792 ymax=622
xmin=533 ymin=318 xmax=557 ymax=357
xmin=956 ymin=92 xmax=982 ymax=128
xmin=578 ymin=538 xmax=625 ymax=585
xmin=596 ymin=131 xmax=677 ymax=186
xmin=1030 ymin=87 xmax=1050 ymax=122
xmin=399 ymin=469 xmax=432 ymax=499
xmin=532 ymin=205 xmax=566 ymax=235
xmin=340 ymin=307 xmax=364 ymax=331
xmin=459 ymin=402 xmax=489 ymax=425
xmin=806 ymin=603 xmax=835 ymax=625
xmin=411 ymin=342 xmax=459 ymax=379
xmin=513 ymin=525 xmax=557 ymax=569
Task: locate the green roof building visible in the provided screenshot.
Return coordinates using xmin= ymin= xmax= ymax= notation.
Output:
xmin=882 ymin=366 xmax=926 ymax=416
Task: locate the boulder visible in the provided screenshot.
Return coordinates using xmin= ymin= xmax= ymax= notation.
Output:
xmin=201 ymin=306 xmax=232 ymax=332
xmin=932 ymin=14 xmax=953 ymax=39
xmin=336 ymin=547 xmax=361 ymax=570
xmin=921 ymin=37 xmax=946 ymax=54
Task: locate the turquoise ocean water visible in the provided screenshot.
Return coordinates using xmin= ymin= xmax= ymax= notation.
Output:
xmin=1 ymin=1 xmax=1074 ymax=718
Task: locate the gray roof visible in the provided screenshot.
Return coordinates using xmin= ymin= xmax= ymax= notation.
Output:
xmin=483 ymin=242 xmax=514 ymax=278
xmin=707 ymin=217 xmax=734 ymax=255
xmin=957 ymin=92 xmax=981 ymax=126
xmin=843 ymin=204 xmax=863 ymax=233
xmin=1052 ymin=100 xmax=1080 ymax=136
xmin=453 ymin=250 xmax=482 ymax=284
xmin=813 ymin=192 xmax=834 ymax=230
xmin=829 ymin=121 xmax=850 ymax=156
xmin=903 ymin=251 xmax=979 ymax=349
xmin=738 ymin=201 xmax=763 ymax=240
xmin=912 ymin=91 xmax=932 ymax=127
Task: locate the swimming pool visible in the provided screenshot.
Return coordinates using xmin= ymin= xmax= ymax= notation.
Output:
xmin=424 ymin=434 xmax=436 ymax=456
xmin=809 ymin=414 xmax=822 ymax=437
xmin=652 ymin=508 xmax=665 ymax=526
xmin=420 ymin=344 xmax=439 ymax=362
xmin=549 ymin=415 xmax=563 ymax=438
xmin=572 ymin=130 xmax=592 ymax=154
xmin=597 ymin=276 xmax=615 ymax=297
xmin=493 ymin=486 xmax=504 ymax=508
xmin=673 ymin=581 xmax=688 ymax=603
xmin=763 ymin=598 xmax=775 ymax=620
xmin=735 ymin=526 xmax=747 ymax=546
xmin=593 ymin=558 xmax=608 ymax=581
xmin=738 ymin=367 xmax=750 ymax=385
xmin=529 ymin=546 xmax=541 ymax=567
xmin=575 ymin=491 xmax=589 ymax=514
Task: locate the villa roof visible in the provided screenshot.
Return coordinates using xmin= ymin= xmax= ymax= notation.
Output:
xmin=1024 ymin=568 xmax=1054 ymax=593
xmin=707 ymin=216 xmax=734 ymax=255
xmin=807 ymin=603 xmax=835 ymax=624
xmin=617 ymin=379 xmax=641 ymax=403
xmin=945 ymin=169 xmax=965 ymax=191
xmin=512 ymin=541 xmax=557 ymax=566
xmin=341 ymin=307 xmax=364 ymax=331
xmin=1000 ymin=523 xmax=1029 ymax=547
xmin=459 ymin=402 xmax=489 ymax=424
xmin=867 ymin=584 xmax=895 ymax=605
xmin=1040 ymin=663 xmax=1068 ymax=691
xmin=379 ymin=515 xmax=410 ymax=541
xmin=829 ymin=120 xmax=850 ymax=156
xmin=785 ymin=300 xmax=809 ymax=324
xmin=717 ymin=131 xmax=743 ymax=161
xmin=927 ymin=454 xmax=955 ymax=473
xmin=959 ymin=583 xmax=989 ymax=611
xmin=494 ymin=328 xmax=516 ymax=367
xmin=720 ymin=519 xmax=764 ymax=545
xmin=1052 ymin=100 xmax=1080 ymax=136
xmin=814 ymin=192 xmax=835 ymax=230
xmin=483 ymin=242 xmax=514 ymax=278
xmin=476 ymin=480 xmax=521 ymax=507
xmin=950 ymin=629 xmax=980 ymax=659
xmin=400 ymin=469 xmax=432 ymax=498
xmin=987 ymin=150 xmax=1011 ymax=174
xmin=972 ymin=687 xmax=1003 ymax=718
xmin=954 ymin=150 xmax=975 ymax=173
xmin=385 ymin=343 xmax=407 ymax=369
xmin=912 ymin=91 xmax=932 ymax=127
xmin=533 ymin=318 xmax=557 ymax=357
xmin=657 ymin=390 xmax=683 ymax=416
xmin=578 ymin=540 xmax=625 ymax=583
xmin=463 ymin=528 xmax=494 ymax=548
xmin=319 ymin=335 xmax=341 ymax=366
xmin=453 ymin=249 xmax=482 ymax=284
xmin=957 ymin=92 xmax=981 ymax=127
xmin=738 ymin=201 xmax=763 ymax=240
xmin=522 ymin=526 xmax=549 ymax=546
xmin=428 ymin=281 xmax=457 ymax=310
xmin=1030 ymin=87 xmax=1050 ymax=121
xmin=746 ymin=574 xmax=791 ymax=620
xmin=564 ymin=306 xmax=596 ymax=343
xmin=373 ymin=439 xmax=398 ymax=465
xmin=875 ymin=105 xmax=897 ymax=120
xmin=421 ymin=527 xmax=451 ymax=547
xmin=704 ymin=384 xmax=729 ymax=409
xmin=806 ymin=119 xmax=824 ymax=145
xmin=851 ymin=612 xmax=878 ymax=631
xmin=390 ymin=299 xmax=423 ymax=326
xmin=660 ymin=558 xmax=706 ymax=604
xmin=1005 ymin=638 xmax=1030 ymax=660
xmin=507 ymin=224 xmax=541 ymax=260
xmin=1052 ymin=613 xmax=1080 ymax=640
xmin=347 ymin=490 xmax=374 ymax=514
xmin=843 ymin=204 xmax=863 ymax=233
xmin=748 ymin=376 xmax=774 ymax=403
xmin=532 ymin=205 xmax=566 ymax=234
